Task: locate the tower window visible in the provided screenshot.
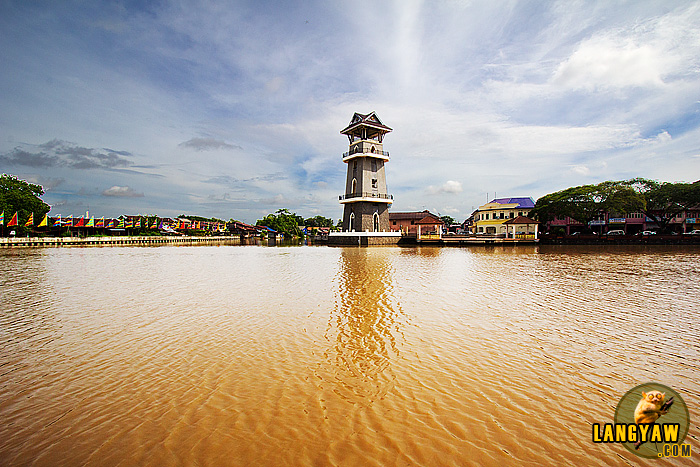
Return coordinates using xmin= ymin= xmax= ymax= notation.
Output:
xmin=371 ymin=179 xmax=377 ymax=189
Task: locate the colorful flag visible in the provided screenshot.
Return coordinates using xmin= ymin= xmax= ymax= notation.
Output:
xmin=38 ymin=214 xmax=48 ymax=227
xmin=125 ymin=218 xmax=133 ymax=228
xmin=64 ymin=215 xmax=73 ymax=227
xmin=74 ymin=216 xmax=85 ymax=227
xmin=151 ymin=218 xmax=158 ymax=229
xmin=86 ymin=217 xmax=94 ymax=227
xmin=135 ymin=218 xmax=141 ymax=228
xmin=0 ymin=211 xmax=4 ymax=226
xmin=158 ymin=220 xmax=164 ymax=229
xmin=24 ymin=213 xmax=34 ymax=227
xmin=53 ymin=215 xmax=62 ymax=227
xmin=7 ymin=212 xmax=18 ymax=227
xmin=117 ymin=218 xmax=124 ymax=228
xmin=96 ymin=217 xmax=104 ymax=228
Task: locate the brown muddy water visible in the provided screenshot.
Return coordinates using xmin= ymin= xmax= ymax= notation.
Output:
xmin=0 ymin=244 xmax=698 ymax=466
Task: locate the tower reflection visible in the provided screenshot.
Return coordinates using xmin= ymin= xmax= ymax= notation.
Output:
xmin=324 ymin=248 xmax=404 ymax=404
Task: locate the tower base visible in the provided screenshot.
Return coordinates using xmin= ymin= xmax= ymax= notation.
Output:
xmin=327 ymin=231 xmax=402 ymax=246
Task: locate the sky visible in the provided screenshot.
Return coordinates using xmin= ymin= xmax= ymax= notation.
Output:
xmin=1 ymin=0 xmax=699 ymax=224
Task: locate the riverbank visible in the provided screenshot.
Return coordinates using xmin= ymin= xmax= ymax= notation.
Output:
xmin=0 ymin=235 xmax=241 ymax=247
xmin=539 ymin=233 xmax=700 ymax=245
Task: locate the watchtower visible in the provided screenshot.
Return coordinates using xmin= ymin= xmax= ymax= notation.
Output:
xmin=339 ymin=112 xmax=393 ymax=232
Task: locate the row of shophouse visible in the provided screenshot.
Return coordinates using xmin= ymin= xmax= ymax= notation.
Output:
xmin=387 ymin=196 xmax=700 ymax=239
xmin=548 ymin=210 xmax=700 ymax=235
xmin=464 ymin=197 xmax=700 ymax=236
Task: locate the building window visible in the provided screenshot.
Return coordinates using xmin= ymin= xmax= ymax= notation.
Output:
xmin=351 ymin=178 xmax=357 ymax=194
xmin=371 ymin=179 xmax=377 ymax=189
xmin=349 ymin=213 xmax=355 ymax=232
xmin=373 ymin=212 xmax=380 ymax=232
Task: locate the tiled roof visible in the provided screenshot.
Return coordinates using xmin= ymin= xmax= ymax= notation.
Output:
xmin=503 ymin=216 xmax=539 ymax=225
xmin=340 ymin=111 xmax=393 ymax=134
xmin=389 ymin=210 xmax=432 ymax=220
xmin=416 ymin=214 xmax=444 ymax=225
xmin=490 ymin=197 xmax=535 ymax=209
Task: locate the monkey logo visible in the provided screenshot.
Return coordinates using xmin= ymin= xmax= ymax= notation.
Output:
xmin=612 ymin=383 xmax=691 ymax=458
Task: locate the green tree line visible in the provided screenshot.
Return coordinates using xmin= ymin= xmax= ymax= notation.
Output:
xmin=531 ymin=178 xmax=700 ymax=233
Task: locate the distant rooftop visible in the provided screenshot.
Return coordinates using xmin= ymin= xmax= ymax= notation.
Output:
xmin=490 ymin=197 xmax=535 ymax=209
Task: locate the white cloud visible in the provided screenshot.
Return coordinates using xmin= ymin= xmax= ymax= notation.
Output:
xmin=653 ymin=130 xmax=672 ymax=144
xmin=427 ymin=180 xmax=463 ymax=195
xmin=553 ymin=38 xmax=667 ymax=90
xmin=102 ymin=186 xmax=144 ymax=198
xmin=571 ymin=165 xmax=590 ymax=176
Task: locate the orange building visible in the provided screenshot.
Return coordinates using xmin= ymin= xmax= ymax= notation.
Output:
xmin=389 ymin=210 xmax=444 ymax=234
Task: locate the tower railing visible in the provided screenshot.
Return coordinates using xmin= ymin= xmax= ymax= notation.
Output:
xmin=342 ymin=147 xmax=390 ymax=158
xmin=339 ymin=193 xmax=393 ymax=201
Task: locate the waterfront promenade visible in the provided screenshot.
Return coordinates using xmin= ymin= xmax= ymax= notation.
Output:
xmin=0 ymin=235 xmax=241 ymax=247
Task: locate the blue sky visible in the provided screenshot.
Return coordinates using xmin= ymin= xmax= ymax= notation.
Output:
xmin=1 ymin=0 xmax=699 ymax=223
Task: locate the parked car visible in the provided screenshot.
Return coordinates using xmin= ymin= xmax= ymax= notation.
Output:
xmin=684 ymin=230 xmax=700 ymax=235
xmin=636 ymin=230 xmax=657 ymax=236
xmin=605 ymin=230 xmax=625 ymax=236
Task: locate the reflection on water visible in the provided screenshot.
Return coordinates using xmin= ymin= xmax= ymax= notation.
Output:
xmin=323 ymin=249 xmax=404 ymax=403
xmin=0 ymin=244 xmax=699 ymax=466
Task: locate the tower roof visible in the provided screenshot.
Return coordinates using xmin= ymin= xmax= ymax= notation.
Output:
xmin=340 ymin=111 xmax=392 ymax=136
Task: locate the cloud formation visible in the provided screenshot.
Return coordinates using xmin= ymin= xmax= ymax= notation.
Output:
xmin=0 ymin=1 xmax=699 ymax=222
xmin=179 ymin=138 xmax=243 ymax=151
xmin=0 ymin=140 xmax=132 ymax=170
xmin=428 ymin=180 xmax=463 ymax=195
xmin=102 ymin=186 xmax=144 ymax=197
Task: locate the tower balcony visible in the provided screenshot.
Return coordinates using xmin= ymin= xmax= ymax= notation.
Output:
xmin=342 ymin=147 xmax=390 ymax=162
xmin=339 ymin=192 xmax=394 ymax=204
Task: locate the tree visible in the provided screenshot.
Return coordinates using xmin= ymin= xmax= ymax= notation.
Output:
xmin=256 ymin=208 xmax=304 ymax=238
xmin=440 ymin=215 xmax=456 ymax=226
xmin=531 ymin=181 xmax=644 ymax=232
xmin=179 ymin=214 xmax=226 ymax=223
xmin=623 ymin=178 xmax=700 ymax=232
xmin=0 ymin=174 xmax=50 ymax=235
xmin=304 ymin=215 xmax=335 ymax=228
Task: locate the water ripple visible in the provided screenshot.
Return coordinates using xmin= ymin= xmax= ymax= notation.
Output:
xmin=0 ymin=245 xmax=699 ymax=465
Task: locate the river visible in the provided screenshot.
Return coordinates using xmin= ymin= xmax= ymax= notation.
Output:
xmin=1 ymin=244 xmax=698 ymax=466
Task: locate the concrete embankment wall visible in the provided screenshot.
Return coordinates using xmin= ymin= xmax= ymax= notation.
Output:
xmin=0 ymin=236 xmax=241 ymax=247
xmin=327 ymin=233 xmax=402 ymax=246
xmin=539 ymin=235 xmax=700 ymax=245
